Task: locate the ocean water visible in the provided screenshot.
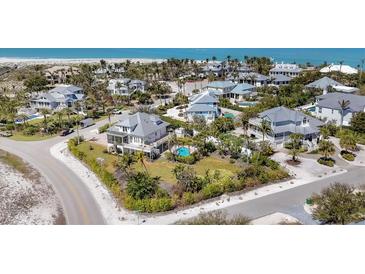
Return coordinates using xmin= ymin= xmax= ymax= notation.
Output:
xmin=0 ymin=48 xmax=364 ymax=67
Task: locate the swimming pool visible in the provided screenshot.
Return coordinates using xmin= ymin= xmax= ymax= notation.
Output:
xmin=224 ymin=113 xmax=235 ymax=119
xmin=238 ymin=101 xmax=258 ymax=107
xmin=177 ymin=147 xmax=190 ymax=157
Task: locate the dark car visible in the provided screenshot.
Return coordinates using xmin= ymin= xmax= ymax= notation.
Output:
xmin=60 ymin=128 xmax=74 ymax=136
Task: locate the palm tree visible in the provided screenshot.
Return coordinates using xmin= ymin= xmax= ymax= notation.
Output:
xmin=105 ymin=107 xmax=113 ymax=127
xmin=339 ymin=60 xmax=344 ymax=73
xmin=55 ymin=110 xmax=64 ymax=129
xmin=320 ymin=125 xmax=331 ymax=140
xmin=168 ymin=133 xmax=178 ymax=154
xmin=135 ymin=151 xmax=148 ymax=173
xmin=338 ymin=99 xmax=350 ymax=128
xmin=74 ymin=114 xmax=82 ymax=145
xmin=63 ymin=107 xmax=73 ymax=128
xmin=339 ymin=132 xmax=357 ymax=153
xmin=16 ymin=114 xmax=29 ymax=128
xmin=39 ymin=108 xmax=51 ymax=133
xmin=116 ymin=153 xmax=136 ymax=177
xmin=239 ymin=112 xmax=251 ymax=136
xmin=318 ymin=139 xmax=335 ymax=160
xmin=259 ymin=119 xmax=272 ymax=142
xmin=288 ymin=133 xmax=303 ymax=162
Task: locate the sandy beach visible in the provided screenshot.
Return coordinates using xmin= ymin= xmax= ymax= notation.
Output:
xmin=0 ymin=57 xmax=166 ymax=66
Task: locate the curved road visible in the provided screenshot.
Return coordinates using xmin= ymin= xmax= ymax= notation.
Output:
xmin=0 ymin=115 xmax=123 ymax=225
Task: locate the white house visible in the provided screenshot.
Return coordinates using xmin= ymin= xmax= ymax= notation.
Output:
xmin=107 ymin=78 xmax=145 ymax=96
xmin=320 ymin=64 xmax=358 ymax=75
xmin=306 ymin=76 xmax=359 ymax=94
xmin=269 ymin=63 xmax=302 ymax=77
xmin=315 ymin=92 xmax=365 ymax=126
xmin=186 ymin=91 xmax=220 ymax=122
xmin=107 ymin=112 xmax=170 ymax=158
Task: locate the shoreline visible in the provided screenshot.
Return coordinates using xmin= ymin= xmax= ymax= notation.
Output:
xmin=0 ymin=57 xmax=167 ymax=66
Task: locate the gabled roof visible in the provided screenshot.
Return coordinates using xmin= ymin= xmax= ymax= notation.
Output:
xmin=270 ymin=64 xmax=302 ymax=73
xmin=50 ymin=85 xmax=83 ymax=94
xmin=316 ymin=92 xmax=365 ymax=112
xmin=271 ymin=74 xmax=292 ymax=82
xmin=205 ymin=81 xmax=236 ymax=89
xmin=240 ymin=72 xmax=270 ymax=81
xmin=257 ymin=106 xmax=323 ymax=135
xmin=189 ymin=91 xmax=218 ymax=104
xmin=320 ymin=64 xmax=358 ymax=74
xmin=186 ymin=103 xmax=217 ymax=113
xmin=306 ymin=76 xmax=343 ymax=89
xmin=230 ymin=83 xmax=255 ymax=95
xmin=112 ymin=112 xmax=169 ymax=138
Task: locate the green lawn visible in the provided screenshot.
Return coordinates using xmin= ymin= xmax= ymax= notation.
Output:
xmin=77 ymin=142 xmax=242 ymax=184
xmin=76 ymin=141 xmax=117 ymax=173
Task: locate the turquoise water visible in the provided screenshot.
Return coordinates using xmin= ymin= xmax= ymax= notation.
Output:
xmin=224 ymin=113 xmax=235 ymax=118
xmin=238 ymin=101 xmax=258 ymax=107
xmin=0 ymin=48 xmax=364 ymax=66
xmin=177 ymin=147 xmax=190 ymax=157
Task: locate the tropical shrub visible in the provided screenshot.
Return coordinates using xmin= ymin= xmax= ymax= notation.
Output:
xmin=98 ymin=124 xmax=110 ymax=133
xmin=126 ymin=172 xmax=159 ymax=200
xmin=340 ymin=150 xmax=355 ymax=161
xmin=318 ymin=157 xmax=335 ymax=167
xmin=202 ymin=183 xmax=224 ymax=199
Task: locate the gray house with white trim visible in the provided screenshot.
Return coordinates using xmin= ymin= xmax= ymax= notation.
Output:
xmin=30 ymin=85 xmax=84 ymax=111
xmin=186 ymin=91 xmax=220 ymax=122
xmin=202 ymin=81 xmax=256 ymax=101
xmin=107 ymin=112 xmax=170 ymax=158
xmin=315 ymin=92 xmax=365 ymax=126
xmin=249 ymin=106 xmax=324 ymax=144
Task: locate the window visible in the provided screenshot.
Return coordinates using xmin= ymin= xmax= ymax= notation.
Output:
xmin=319 ymin=107 xmax=322 ymax=114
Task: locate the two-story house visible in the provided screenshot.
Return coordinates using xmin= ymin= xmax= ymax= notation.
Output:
xmin=249 ymin=106 xmax=324 ymax=144
xmin=30 ymin=85 xmax=84 ymax=111
xmin=202 ymin=81 xmax=256 ymax=101
xmin=315 ymin=92 xmax=365 ymax=126
xmin=106 ymin=112 xmax=170 ymax=158
xmin=200 ymin=61 xmax=231 ymax=77
xmin=269 ymin=63 xmax=302 ymax=77
xmin=186 ymin=91 xmax=220 ymax=122
xmin=107 ymin=78 xmax=145 ymax=96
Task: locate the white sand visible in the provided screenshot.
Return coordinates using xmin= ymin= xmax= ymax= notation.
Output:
xmin=250 ymin=212 xmax=301 ymax=225
xmin=0 ymin=57 xmax=165 ymax=66
xmin=0 ymin=160 xmax=63 ymax=225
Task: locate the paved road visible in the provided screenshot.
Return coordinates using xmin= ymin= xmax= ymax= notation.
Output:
xmin=0 ymin=114 xmax=122 ymax=225
xmin=224 ymin=165 xmax=365 ymax=224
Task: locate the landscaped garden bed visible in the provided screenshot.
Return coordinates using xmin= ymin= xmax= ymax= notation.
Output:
xmin=340 ymin=150 xmax=356 ymax=161
xmin=68 ymin=139 xmax=289 ymax=214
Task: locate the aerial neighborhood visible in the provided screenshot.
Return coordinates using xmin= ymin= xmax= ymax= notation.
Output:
xmin=1 ymin=54 xmax=365 ymax=225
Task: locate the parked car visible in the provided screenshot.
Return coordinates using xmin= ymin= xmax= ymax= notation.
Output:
xmin=60 ymin=128 xmax=74 ymax=136
xmin=0 ymin=131 xmax=12 ymax=137
xmin=80 ymin=118 xmax=95 ymax=128
xmin=112 ymin=109 xmax=123 ymax=114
